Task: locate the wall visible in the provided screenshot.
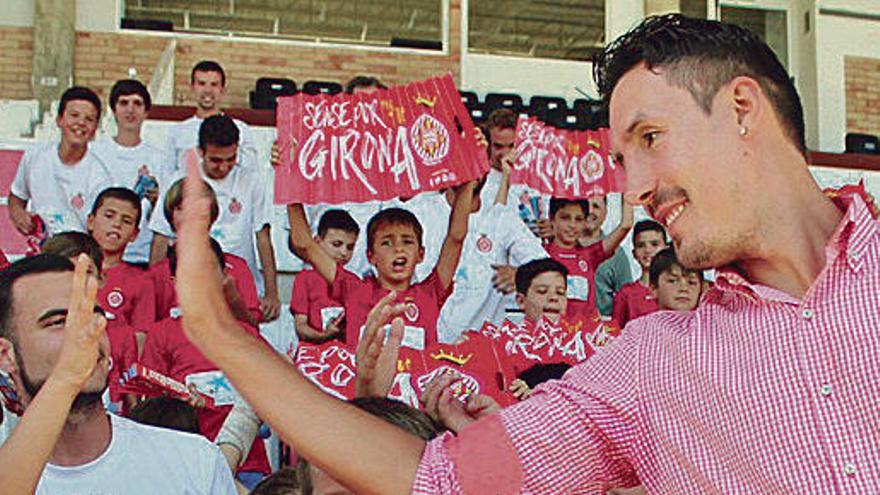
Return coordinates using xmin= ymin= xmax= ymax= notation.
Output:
xmin=814 ymin=10 xmax=880 ymax=151
xmin=843 ymin=56 xmax=880 ymax=137
xmin=0 ymin=27 xmax=34 ymax=100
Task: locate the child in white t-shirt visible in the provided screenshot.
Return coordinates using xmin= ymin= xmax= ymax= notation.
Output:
xmin=91 ymin=79 xmax=163 ymax=264
xmin=9 ymin=87 xmax=111 ymax=235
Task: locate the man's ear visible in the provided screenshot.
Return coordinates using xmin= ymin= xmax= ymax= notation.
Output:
xmin=87 ymin=214 xmax=95 ymax=232
xmin=650 ymin=284 xmax=659 ymax=298
xmin=0 ymin=338 xmax=17 ymax=376
xmin=727 ymin=75 xmax=764 ymax=133
xmin=515 ymin=293 xmax=526 ymax=311
xmin=417 ymin=246 xmax=425 ymax=264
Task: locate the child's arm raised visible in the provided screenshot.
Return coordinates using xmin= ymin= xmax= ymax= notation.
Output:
xmin=601 ymin=200 xmax=634 ymax=256
xmin=435 ymin=181 xmax=477 ymax=289
xmin=175 ymin=175 xmax=424 ymax=494
xmin=287 ymin=203 xmax=337 ymax=284
xmin=255 ymin=226 xmax=280 ymax=321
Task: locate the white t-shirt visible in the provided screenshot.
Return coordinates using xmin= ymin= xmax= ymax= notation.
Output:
xmin=479 ymin=167 xmax=550 ymax=232
xmin=10 ymin=141 xmax=112 ymax=235
xmin=36 ymin=414 xmax=237 ymax=495
xmin=90 ymin=137 xmax=165 ymax=264
xmin=161 ymin=115 xmax=258 ymax=182
xmin=151 ymin=163 xmax=272 ymax=292
xmin=437 ymin=202 xmax=548 ymax=342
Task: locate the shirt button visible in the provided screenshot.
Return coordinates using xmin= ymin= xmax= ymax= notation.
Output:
xmin=844 ymin=463 xmax=857 ymax=476
xmin=820 ymin=384 xmax=833 ymax=397
xmin=802 ymin=308 xmax=814 ymax=320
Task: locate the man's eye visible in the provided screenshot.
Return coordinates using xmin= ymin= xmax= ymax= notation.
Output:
xmin=643 ymin=131 xmax=659 ymax=147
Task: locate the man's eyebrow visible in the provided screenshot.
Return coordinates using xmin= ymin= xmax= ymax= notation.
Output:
xmin=37 ymin=306 xmax=105 ymax=323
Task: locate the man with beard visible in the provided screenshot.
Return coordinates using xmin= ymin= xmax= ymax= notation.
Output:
xmin=0 ymin=254 xmax=236 ymax=494
xmin=172 ymin=14 xmax=880 ymax=495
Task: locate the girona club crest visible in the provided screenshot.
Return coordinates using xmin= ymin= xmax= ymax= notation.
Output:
xmin=229 ymin=198 xmax=242 ymax=215
xmin=107 ymin=290 xmax=124 ymax=309
xmin=476 ymin=234 xmax=493 ymax=253
xmin=70 ymin=193 xmax=85 ymax=210
xmin=404 ymin=302 xmax=419 ymax=322
xmin=409 ymin=114 xmax=450 ymax=166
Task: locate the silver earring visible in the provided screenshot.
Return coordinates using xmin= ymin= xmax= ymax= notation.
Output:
xmin=739 ymin=126 xmax=749 ymax=137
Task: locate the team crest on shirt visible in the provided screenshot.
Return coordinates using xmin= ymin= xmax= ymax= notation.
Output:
xmin=476 ymin=234 xmax=493 ymax=253
xmin=578 ymin=260 xmax=589 ymax=272
xmin=404 ymin=301 xmax=419 ymax=322
xmin=70 ymin=193 xmax=85 ymax=210
xmin=107 ymin=290 xmax=124 ymax=309
xmin=229 ymin=198 xmax=242 ymax=215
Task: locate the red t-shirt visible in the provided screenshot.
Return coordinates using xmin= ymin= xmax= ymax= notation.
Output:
xmin=545 ymin=241 xmax=611 ymax=321
xmin=0 ymin=249 xmax=9 ymax=271
xmin=612 ymin=281 xmax=659 ymax=327
xmin=331 ymin=268 xmax=453 ymax=350
xmin=106 ymin=323 xmax=138 ymax=413
xmin=99 ymin=263 xmax=156 ymax=331
xmin=290 ymin=268 xmax=344 ymax=337
xmin=151 ymin=252 xmax=260 ymax=322
xmin=141 ymin=316 xmax=271 ymax=475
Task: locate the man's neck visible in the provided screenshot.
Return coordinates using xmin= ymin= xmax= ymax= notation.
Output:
xmin=377 ymin=275 xmax=411 ymax=292
xmin=638 ymin=271 xmax=650 ymax=286
xmin=580 ymin=228 xmax=601 ymax=244
xmin=735 ymin=169 xmax=844 ymax=299
xmin=195 ymin=107 xmax=222 ymax=119
xmin=49 ymin=403 xmax=112 ymax=467
xmin=113 ymin=127 xmax=142 ymax=148
xmin=552 ymin=237 xmax=576 ymax=250
xmin=58 ymin=140 xmax=87 ymax=165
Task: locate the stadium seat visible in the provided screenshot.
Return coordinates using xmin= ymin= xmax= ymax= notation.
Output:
xmin=845 ymin=133 xmax=879 ymax=154
xmin=459 ymin=91 xmax=479 ymax=110
xmin=302 ymin=80 xmax=343 ymax=95
xmin=250 ymin=77 xmax=297 ymax=110
xmin=529 ymin=96 xmax=568 ymax=128
xmin=483 ymin=93 xmax=525 ymax=116
xmin=572 ymin=99 xmax=608 ymax=130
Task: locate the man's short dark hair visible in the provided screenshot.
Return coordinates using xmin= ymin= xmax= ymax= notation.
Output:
xmin=42 ymin=233 xmax=104 ymax=275
xmin=366 ymin=208 xmax=423 ymax=252
xmin=317 ymin=209 xmax=360 ymax=238
xmin=593 ymin=13 xmax=805 ymax=156
xmin=345 ymin=75 xmax=387 ymax=94
xmin=163 ymin=179 xmax=220 ymax=229
xmin=515 ymin=258 xmax=568 ymax=295
xmin=0 ymin=255 xmax=74 ymax=340
xmin=198 ymin=114 xmax=239 ymax=151
xmin=250 ymin=467 xmax=300 ymax=495
xmin=92 ymin=187 xmax=143 ymax=226
xmin=191 ymin=60 xmax=226 ymax=86
xmin=483 ymin=108 xmax=517 ymax=133
xmin=632 ymin=219 xmax=666 ymax=241
xmin=128 ymin=396 xmax=201 ymax=434
xmin=58 ymin=86 xmax=102 ymax=121
xmin=649 ymin=247 xmax=703 ymax=286
xmin=109 ymin=79 xmax=152 ymax=111
xmin=169 ymin=238 xmax=224 ymax=276
xmin=549 ymin=198 xmax=589 ymax=219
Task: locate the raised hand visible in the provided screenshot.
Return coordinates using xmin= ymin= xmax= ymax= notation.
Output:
xmin=52 ymin=254 xmax=108 ymax=390
xmin=421 ymin=372 xmax=501 ymax=433
xmin=355 ymin=292 xmax=405 ymax=398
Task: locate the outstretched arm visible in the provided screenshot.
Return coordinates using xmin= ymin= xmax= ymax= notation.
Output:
xmin=0 ymin=256 xmax=106 ymax=494
xmin=176 ymin=169 xmax=425 ymax=495
xmin=602 ymin=200 xmax=634 ymax=255
xmin=287 ymin=203 xmax=337 ymax=284
xmin=435 ymin=181 xmax=476 ymax=289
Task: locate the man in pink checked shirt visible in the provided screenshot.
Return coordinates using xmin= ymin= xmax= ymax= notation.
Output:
xmin=170 ymin=13 xmax=880 ymax=495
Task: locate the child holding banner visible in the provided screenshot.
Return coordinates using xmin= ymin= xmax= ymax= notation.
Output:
xmin=545 ymin=197 xmax=633 ymax=320
xmin=612 ymin=220 xmax=668 ymax=326
xmin=290 ymin=209 xmax=359 ymax=344
xmin=288 ymin=180 xmax=476 ymax=351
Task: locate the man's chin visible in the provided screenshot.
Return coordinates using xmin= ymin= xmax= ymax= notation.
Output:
xmin=71 ymin=390 xmax=105 ymax=413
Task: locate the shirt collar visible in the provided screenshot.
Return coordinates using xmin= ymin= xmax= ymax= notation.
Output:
xmin=711 ymin=192 xmax=877 ymax=303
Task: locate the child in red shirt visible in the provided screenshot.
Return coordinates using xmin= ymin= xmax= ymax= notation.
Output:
xmin=87 ymin=188 xmax=156 ymax=334
xmin=612 ymin=220 xmax=668 ymax=326
xmin=649 ymin=247 xmax=703 ymax=312
xmin=288 ymin=181 xmax=475 ymax=351
xmin=150 ymin=178 xmax=260 ymax=326
xmin=544 ymin=197 xmax=632 ymax=321
xmin=141 ymin=239 xmax=272 ymax=480
xmin=290 ymin=209 xmax=358 ymax=344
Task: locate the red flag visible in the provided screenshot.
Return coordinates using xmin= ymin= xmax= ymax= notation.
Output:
xmin=275 ymin=74 xmax=489 ymax=204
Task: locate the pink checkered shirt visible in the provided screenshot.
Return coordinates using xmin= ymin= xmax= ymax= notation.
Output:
xmin=413 ymin=194 xmax=880 ymax=494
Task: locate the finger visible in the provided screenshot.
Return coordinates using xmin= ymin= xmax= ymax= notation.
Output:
xmin=421 ymin=373 xmax=456 ymax=416
xmin=386 ymin=317 xmax=404 ymax=354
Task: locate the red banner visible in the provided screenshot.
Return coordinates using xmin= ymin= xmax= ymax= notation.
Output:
xmin=275 ymin=74 xmax=489 ymax=204
xmin=119 ymin=363 xmax=214 ymax=408
xmin=512 ymin=116 xmax=625 ymax=199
